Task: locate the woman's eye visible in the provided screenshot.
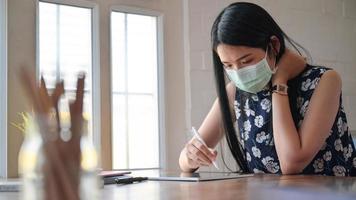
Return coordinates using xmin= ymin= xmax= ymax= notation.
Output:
xmin=241 ymin=60 xmax=250 ymax=64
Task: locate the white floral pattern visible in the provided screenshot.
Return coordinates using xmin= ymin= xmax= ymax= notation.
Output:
xmin=244 ymin=99 xmax=255 ymax=117
xmin=323 ymin=151 xmax=332 ymax=161
xmin=343 ymin=144 xmax=353 ymax=161
xmin=309 ymin=77 xmax=320 ymax=90
xmin=234 ymin=101 xmax=241 ymax=119
xmin=313 ymin=158 xmax=324 ymax=173
xmin=252 ymin=146 xmax=261 ymax=158
xmin=256 ymin=131 xmax=269 ymax=144
xmin=333 ymin=166 xmax=346 ymax=176
xmin=254 ymin=115 xmax=264 ymax=128
xmin=246 ymin=152 xmax=251 ymax=162
xmin=251 ymin=95 xmax=259 ymax=102
xmin=337 ymin=117 xmax=344 ymax=137
xmin=334 ymin=139 xmax=343 ymax=151
xmin=260 ymin=98 xmax=271 ymax=113
xmin=262 ymin=156 xmax=280 ymax=173
xmin=300 ymin=100 xmax=309 ymax=116
xmin=243 ymin=120 xmax=251 ymax=141
xmin=301 ymin=79 xmax=312 ymax=91
xmin=319 ymin=68 xmax=327 ymax=74
xmin=300 ymin=76 xmax=321 ymax=91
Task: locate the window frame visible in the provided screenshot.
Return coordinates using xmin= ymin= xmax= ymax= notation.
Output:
xmin=110 ymin=5 xmax=166 ymax=170
xmin=35 ymin=0 xmax=101 ymax=153
xmin=0 ymin=0 xmax=7 ymax=178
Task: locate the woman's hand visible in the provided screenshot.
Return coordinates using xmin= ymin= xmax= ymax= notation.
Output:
xmin=182 ymin=138 xmax=218 ymax=170
xmin=272 ymin=49 xmax=307 ymax=84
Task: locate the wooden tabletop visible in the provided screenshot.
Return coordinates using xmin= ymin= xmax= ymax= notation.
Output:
xmin=101 ymin=170 xmax=356 ymax=200
xmin=2 ymin=170 xmax=356 ymax=200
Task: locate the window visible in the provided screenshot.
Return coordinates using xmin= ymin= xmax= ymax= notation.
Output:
xmin=0 ymin=0 xmax=7 ymax=178
xmin=111 ymin=8 xmax=164 ymax=169
xmin=37 ymin=1 xmax=100 ymax=147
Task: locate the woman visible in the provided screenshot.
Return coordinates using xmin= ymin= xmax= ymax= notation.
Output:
xmin=179 ymin=2 xmax=356 ymax=176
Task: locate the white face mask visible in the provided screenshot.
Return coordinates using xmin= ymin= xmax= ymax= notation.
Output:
xmin=224 ymin=47 xmax=277 ymax=94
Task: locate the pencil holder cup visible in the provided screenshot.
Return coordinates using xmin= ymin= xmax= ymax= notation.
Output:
xmin=18 ymin=72 xmax=100 ymax=200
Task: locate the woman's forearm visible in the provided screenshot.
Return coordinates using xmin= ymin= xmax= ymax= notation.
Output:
xmin=272 ymin=89 xmax=304 ymax=174
xmin=272 ymin=70 xmax=342 ymax=174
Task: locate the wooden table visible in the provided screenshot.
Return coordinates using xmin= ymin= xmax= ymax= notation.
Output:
xmin=2 ymin=170 xmax=356 ymax=200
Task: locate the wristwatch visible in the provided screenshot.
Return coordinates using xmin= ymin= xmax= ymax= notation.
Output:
xmin=272 ymin=84 xmax=288 ymax=95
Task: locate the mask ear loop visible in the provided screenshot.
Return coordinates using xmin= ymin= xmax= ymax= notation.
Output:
xmin=267 ymin=44 xmax=278 ymax=74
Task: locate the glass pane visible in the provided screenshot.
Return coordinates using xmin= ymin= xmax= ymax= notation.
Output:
xmin=112 ymin=94 xmax=128 ymax=169
xmin=111 ymin=11 xmax=160 ymax=170
xmin=39 ymin=2 xmax=58 ymax=88
xmin=128 ymin=95 xmax=159 ymax=168
xmin=127 ymin=14 xmax=157 ymax=93
xmin=39 ymin=2 xmax=93 ymax=139
xmin=58 ymin=5 xmax=92 ymax=91
xmin=111 ymin=12 xmax=126 ymax=93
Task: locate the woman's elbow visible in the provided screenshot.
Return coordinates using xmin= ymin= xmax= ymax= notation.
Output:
xmin=279 ymin=157 xmax=306 ymax=175
xmin=280 ymin=164 xmax=303 ymax=175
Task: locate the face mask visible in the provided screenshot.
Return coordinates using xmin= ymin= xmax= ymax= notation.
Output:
xmin=224 ymin=47 xmax=277 ymax=94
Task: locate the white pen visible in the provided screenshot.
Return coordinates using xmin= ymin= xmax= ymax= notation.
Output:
xmin=191 ymin=127 xmax=219 ymax=170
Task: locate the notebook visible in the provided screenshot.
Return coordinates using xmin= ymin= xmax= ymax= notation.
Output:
xmin=147 ymin=171 xmax=253 ymax=182
xmin=98 ymin=170 xmax=131 ymax=178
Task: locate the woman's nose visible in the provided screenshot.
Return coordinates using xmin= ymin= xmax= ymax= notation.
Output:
xmin=231 ymin=64 xmax=239 ymax=70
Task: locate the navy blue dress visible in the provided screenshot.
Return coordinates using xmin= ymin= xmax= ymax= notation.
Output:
xmin=234 ymin=65 xmax=356 ymax=176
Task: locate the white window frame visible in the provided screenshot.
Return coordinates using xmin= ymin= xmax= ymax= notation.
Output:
xmin=0 ymin=0 xmax=7 ymax=178
xmin=110 ymin=6 xmax=166 ymax=169
xmin=35 ymin=0 xmax=101 ymax=152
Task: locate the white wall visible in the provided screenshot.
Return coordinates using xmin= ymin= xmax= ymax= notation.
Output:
xmin=186 ymin=0 xmax=356 ymax=171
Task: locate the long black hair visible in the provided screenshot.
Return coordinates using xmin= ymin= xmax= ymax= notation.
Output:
xmin=211 ymin=2 xmax=309 ymax=172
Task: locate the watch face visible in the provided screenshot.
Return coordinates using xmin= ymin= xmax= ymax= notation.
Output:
xmin=272 ymin=84 xmax=288 ymax=94
xmin=279 ymin=85 xmax=287 ymax=91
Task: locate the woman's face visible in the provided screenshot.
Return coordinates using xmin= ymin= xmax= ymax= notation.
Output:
xmin=216 ymin=43 xmax=275 ymax=70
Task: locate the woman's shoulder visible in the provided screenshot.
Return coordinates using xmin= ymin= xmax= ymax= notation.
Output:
xmin=300 ymin=64 xmax=331 ymax=79
xmin=293 ymin=64 xmax=337 ymax=93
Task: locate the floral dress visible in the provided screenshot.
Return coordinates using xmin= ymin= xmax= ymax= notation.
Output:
xmin=234 ymin=65 xmax=356 ymax=176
